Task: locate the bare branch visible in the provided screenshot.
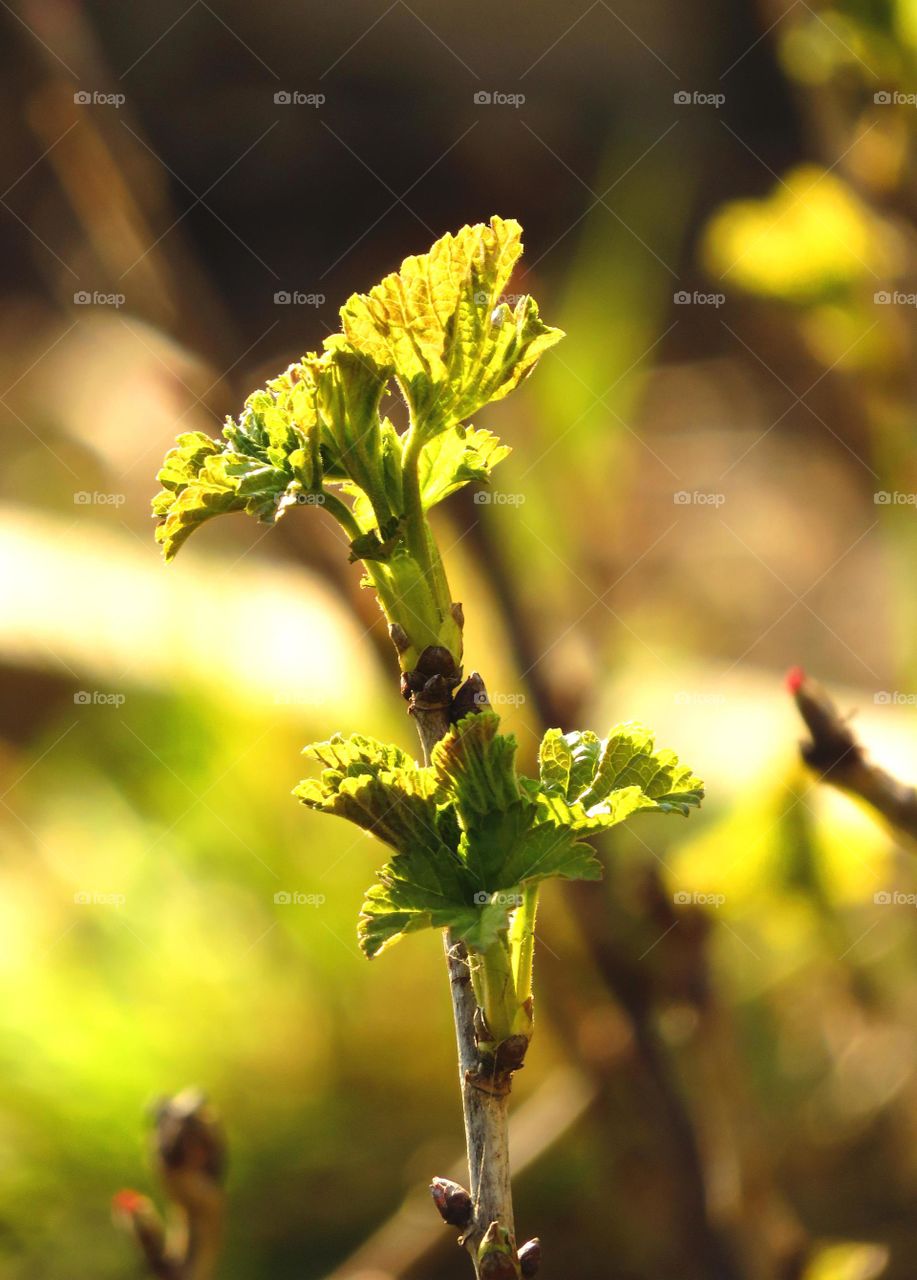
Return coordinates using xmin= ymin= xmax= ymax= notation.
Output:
xmin=788 ymin=667 xmax=917 ymax=843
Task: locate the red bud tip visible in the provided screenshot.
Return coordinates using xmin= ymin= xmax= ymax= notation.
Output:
xmin=786 ymin=666 xmax=805 ymax=695
xmin=112 ymin=1189 xmax=146 ymax=1215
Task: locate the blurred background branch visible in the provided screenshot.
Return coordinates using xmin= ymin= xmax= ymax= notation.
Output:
xmin=790 ymin=668 xmax=917 ymax=843
xmin=113 ymin=1089 xmax=226 ymax=1280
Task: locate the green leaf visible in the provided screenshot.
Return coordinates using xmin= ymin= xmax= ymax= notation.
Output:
xmin=152 ymin=220 xmax=561 ymax=693
xmin=539 ymin=722 xmax=705 ymax=819
xmin=432 ymin=713 xmax=602 ymax=894
xmin=152 ymin=363 xmax=325 ymax=561
xmin=418 ymin=425 xmax=511 ymax=510
xmin=296 ymin=718 xmax=701 ymax=962
xmin=299 ymin=732 xmax=418 ymax=778
xmin=340 ymin=216 xmax=564 ymax=439
xmin=567 ymin=730 xmax=603 ymax=799
xmin=532 ymin=786 xmax=659 ymax=836
xmin=431 ymin=712 xmax=520 ymax=817
xmin=360 ymin=880 xmax=506 ymax=958
xmin=498 ymin=818 xmax=603 ymax=888
xmin=459 ymin=898 xmax=517 ymax=951
xmin=430 ymin=714 xmax=534 ymax=893
xmin=315 ymin=340 xmax=393 ymax=522
xmin=153 ymin=432 xmax=249 ymax=560
xmin=538 ymin=728 xmax=572 ymax=796
xmin=295 ymin=733 xmax=481 ymax=957
xmin=584 ymin=723 xmax=704 ymax=815
xmin=295 ymin=733 xmax=441 ymax=847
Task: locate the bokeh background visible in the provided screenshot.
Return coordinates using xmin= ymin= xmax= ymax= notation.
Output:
xmin=2 ymin=1 xmax=917 ymax=1277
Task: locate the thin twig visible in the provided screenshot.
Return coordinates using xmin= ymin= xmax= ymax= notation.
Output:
xmin=411 ymin=691 xmax=522 ymax=1278
xmin=323 ymin=1067 xmax=593 ymax=1280
xmin=443 ymin=933 xmax=515 ymax=1254
xmin=788 ymin=667 xmax=917 ymax=843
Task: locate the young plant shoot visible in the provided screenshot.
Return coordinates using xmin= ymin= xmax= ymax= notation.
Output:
xmin=153 ymin=216 xmax=703 ymax=1278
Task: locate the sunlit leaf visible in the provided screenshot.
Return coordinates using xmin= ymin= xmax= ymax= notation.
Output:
xmin=152 ymin=363 xmax=325 ymax=560
xmin=340 ymin=216 xmax=564 ymax=438
xmin=539 ymin=722 xmax=704 ymax=819
xmin=299 ymin=713 xmax=700 ymax=959
xmin=419 ymin=425 xmax=510 ymax=509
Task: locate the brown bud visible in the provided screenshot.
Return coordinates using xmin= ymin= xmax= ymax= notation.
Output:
xmin=494 ymin=1033 xmax=530 ymax=1075
xmin=452 ymin=672 xmax=490 ymax=721
xmin=519 ymin=1238 xmax=542 ymax=1276
xmin=401 ymin=669 xmax=427 ymax=697
xmin=415 ymin=645 xmax=460 ymax=679
xmin=152 ymin=1088 xmax=226 ymax=1184
xmin=430 ymin=1176 xmax=473 ymax=1229
xmin=414 ymin=673 xmax=455 ymax=711
xmin=479 ymin=1255 xmax=519 ymax=1280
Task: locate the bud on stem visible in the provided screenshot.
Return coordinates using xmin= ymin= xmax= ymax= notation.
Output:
xmin=478 ymin=1222 xmax=521 ymax=1279
xmin=431 ymin=1176 xmax=474 ymax=1229
xmin=518 ymin=1238 xmax=541 ymax=1277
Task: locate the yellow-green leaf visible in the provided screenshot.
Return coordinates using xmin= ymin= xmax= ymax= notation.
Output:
xmin=340 ymin=216 xmax=564 ymax=438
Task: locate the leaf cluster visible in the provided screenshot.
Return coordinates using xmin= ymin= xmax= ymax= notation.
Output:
xmin=152 ymin=219 xmax=562 ymax=668
xmin=294 ymin=713 xmax=703 ymax=958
